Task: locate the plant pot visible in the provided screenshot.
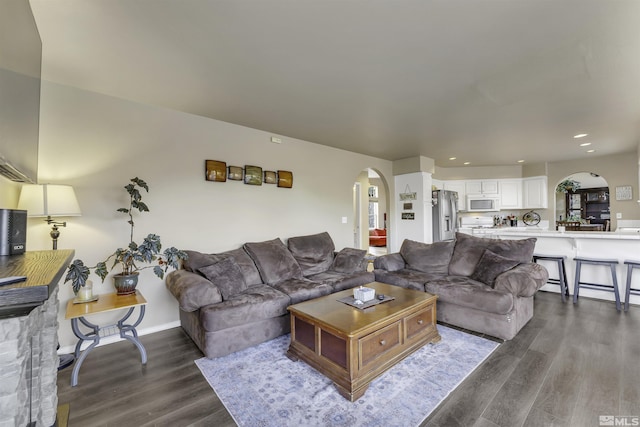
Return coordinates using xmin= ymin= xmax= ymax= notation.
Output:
xmin=113 ymin=272 xmax=139 ymax=296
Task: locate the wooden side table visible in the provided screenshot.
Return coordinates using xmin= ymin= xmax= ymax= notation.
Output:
xmin=65 ymin=291 xmax=148 ymax=386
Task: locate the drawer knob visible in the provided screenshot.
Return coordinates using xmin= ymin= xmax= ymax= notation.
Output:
xmin=417 ymin=319 xmax=424 ymax=325
xmin=380 ymin=340 xmax=386 ymax=346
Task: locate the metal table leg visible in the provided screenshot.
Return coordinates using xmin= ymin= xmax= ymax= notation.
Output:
xmin=70 ymin=305 xmax=147 ymax=386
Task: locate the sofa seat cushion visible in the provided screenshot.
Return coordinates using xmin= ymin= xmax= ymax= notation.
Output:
xmin=287 ymin=232 xmax=335 ymax=276
xmin=271 ymin=278 xmax=334 ymax=305
xmin=425 ymin=276 xmax=514 ymax=315
xmin=449 ymin=232 xmax=536 ymax=277
xmin=400 ymin=239 xmax=455 ymax=275
xmin=373 ymin=269 xmax=445 ymax=291
xmin=199 ymin=284 xmax=290 ymax=332
xmin=306 ymin=270 xmax=375 ymax=292
xmin=244 ymin=238 xmax=303 ymax=285
xmin=183 ymin=248 xmax=263 ymax=287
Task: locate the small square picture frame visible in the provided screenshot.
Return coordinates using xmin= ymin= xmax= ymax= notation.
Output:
xmin=228 ymin=166 xmax=243 ymax=181
xmin=244 ymin=165 xmax=263 ymax=186
xmin=264 ymin=170 xmax=277 ymax=184
xmin=277 ymin=170 xmax=293 ymax=188
xmin=205 ymin=160 xmax=227 ymax=182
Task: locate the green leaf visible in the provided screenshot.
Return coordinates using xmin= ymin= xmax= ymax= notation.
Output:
xmin=132 ymin=177 xmax=149 ymax=192
xmin=65 ymin=259 xmax=90 ymax=293
xmin=95 ymin=262 xmax=108 ymax=282
xmin=153 ymin=265 xmax=164 ymax=279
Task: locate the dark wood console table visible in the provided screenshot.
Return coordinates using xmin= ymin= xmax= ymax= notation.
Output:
xmin=0 ymin=249 xmax=74 ymax=318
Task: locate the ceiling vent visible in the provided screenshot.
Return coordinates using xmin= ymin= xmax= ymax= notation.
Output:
xmin=0 ymin=158 xmax=34 ymax=183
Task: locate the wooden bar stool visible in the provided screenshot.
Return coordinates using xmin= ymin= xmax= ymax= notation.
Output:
xmin=624 ymin=260 xmax=640 ymax=312
xmin=573 ymin=257 xmax=621 ymax=311
xmin=532 ymin=254 xmax=569 ymax=303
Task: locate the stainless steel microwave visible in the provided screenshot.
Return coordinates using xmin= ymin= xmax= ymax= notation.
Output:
xmin=466 ymin=195 xmax=500 ymax=212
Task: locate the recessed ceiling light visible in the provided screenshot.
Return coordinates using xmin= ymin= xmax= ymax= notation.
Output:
xmin=449 ymin=157 xmax=457 ymax=160
xmin=463 ymin=162 xmax=470 ymax=165
xmin=517 ymin=160 xmax=525 ymax=163
xmin=579 ymin=142 xmax=591 ymax=147
xmin=586 ymin=149 xmax=596 ymax=153
xmin=574 ymin=133 xmax=588 ymax=138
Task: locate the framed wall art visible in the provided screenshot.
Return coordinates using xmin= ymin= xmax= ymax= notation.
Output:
xmin=228 ymin=166 xmax=243 ymax=181
xmin=244 ymin=165 xmax=263 ymax=185
xmin=205 ymin=160 xmax=227 ymax=182
xmin=277 ymin=170 xmax=293 ymax=188
xmin=264 ymin=170 xmax=277 ymax=184
xmin=616 ymin=185 xmax=633 ymax=201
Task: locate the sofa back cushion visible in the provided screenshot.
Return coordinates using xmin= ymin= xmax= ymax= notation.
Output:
xmin=244 ymin=238 xmax=303 ymax=285
xmin=400 ymin=239 xmax=455 ymax=275
xmin=287 ymin=232 xmax=335 ymax=276
xmin=182 ymin=248 xmax=263 ymax=287
xmin=449 ymin=232 xmax=536 ymax=277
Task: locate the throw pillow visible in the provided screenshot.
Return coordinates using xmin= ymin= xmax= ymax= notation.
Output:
xmin=198 ymin=256 xmax=248 ymax=300
xmin=470 ymin=249 xmax=520 ymax=287
xmin=287 ymin=232 xmax=335 ymax=276
xmin=331 ymin=248 xmax=367 ymax=273
xmin=244 ymin=238 xmax=303 ymax=285
xmin=400 ymin=239 xmax=455 ymax=275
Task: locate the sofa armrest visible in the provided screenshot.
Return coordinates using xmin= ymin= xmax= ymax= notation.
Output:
xmin=165 ymin=269 xmax=223 ymax=312
xmin=493 ymin=263 xmax=549 ymax=297
xmin=373 ymin=253 xmax=405 ymax=271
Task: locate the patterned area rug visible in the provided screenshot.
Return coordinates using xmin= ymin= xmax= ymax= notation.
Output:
xmin=195 ymin=325 xmax=498 ymax=427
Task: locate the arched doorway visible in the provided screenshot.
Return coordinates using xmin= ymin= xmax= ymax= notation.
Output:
xmin=554 ymin=172 xmax=610 ymax=231
xmin=353 ymin=168 xmax=390 ymax=254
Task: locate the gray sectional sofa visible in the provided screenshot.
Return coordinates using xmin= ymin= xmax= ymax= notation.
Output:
xmin=167 ymin=230 xmax=549 ymax=359
xmin=373 ymin=232 xmax=549 ymax=340
xmin=165 ymin=232 xmax=373 ymax=358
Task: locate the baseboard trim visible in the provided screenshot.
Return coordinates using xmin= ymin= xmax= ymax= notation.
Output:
xmin=57 ymin=320 xmax=181 ymax=355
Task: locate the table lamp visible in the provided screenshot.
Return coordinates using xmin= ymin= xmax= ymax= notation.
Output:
xmin=17 ymin=184 xmax=82 ymax=250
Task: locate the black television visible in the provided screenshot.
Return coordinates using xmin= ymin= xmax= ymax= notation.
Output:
xmin=0 ymin=0 xmax=42 ymax=183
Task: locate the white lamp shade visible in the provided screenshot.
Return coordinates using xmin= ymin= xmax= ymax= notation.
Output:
xmin=18 ymin=184 xmax=82 ymax=217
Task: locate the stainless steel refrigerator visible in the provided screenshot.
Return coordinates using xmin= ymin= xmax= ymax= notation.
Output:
xmin=432 ymin=190 xmax=458 ymax=242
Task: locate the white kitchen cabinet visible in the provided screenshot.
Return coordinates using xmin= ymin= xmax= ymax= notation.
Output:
xmin=523 ymin=176 xmax=548 ymax=209
xmin=465 ymin=180 xmax=499 ymax=195
xmin=499 ymin=180 xmax=522 ymax=209
xmin=431 ymin=179 xmax=443 ymax=190
xmin=443 ymin=180 xmax=466 ymax=211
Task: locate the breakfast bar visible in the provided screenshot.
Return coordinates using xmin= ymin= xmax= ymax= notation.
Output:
xmin=493 ymin=229 xmax=640 ymax=307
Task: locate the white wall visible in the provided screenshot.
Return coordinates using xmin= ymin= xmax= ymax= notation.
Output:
xmin=0 ymin=179 xmax=20 ymax=208
xmin=34 ymin=81 xmax=394 ymax=349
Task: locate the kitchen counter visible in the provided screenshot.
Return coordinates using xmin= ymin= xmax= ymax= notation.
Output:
xmin=494 ymin=228 xmax=640 ymax=240
xmin=488 ymin=229 xmax=640 ymax=307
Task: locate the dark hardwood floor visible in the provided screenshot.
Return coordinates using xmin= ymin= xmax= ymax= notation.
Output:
xmin=57 ymin=291 xmax=640 ymax=426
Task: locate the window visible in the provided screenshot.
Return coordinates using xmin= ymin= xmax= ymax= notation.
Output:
xmin=368 ymin=201 xmax=378 ymax=229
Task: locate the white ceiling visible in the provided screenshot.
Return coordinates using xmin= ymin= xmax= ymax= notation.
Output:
xmin=29 ymin=0 xmax=640 ymax=167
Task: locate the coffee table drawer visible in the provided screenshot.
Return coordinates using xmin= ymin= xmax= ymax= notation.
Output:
xmin=359 ymin=321 xmax=401 ymax=368
xmin=404 ymin=305 xmax=436 ymax=341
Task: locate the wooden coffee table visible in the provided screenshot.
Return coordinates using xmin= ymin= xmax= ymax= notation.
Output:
xmin=287 ymin=282 xmax=440 ymax=401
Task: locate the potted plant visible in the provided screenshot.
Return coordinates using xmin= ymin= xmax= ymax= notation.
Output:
xmin=556 ymin=179 xmax=581 ymax=193
xmin=65 ymin=177 xmax=187 ymax=296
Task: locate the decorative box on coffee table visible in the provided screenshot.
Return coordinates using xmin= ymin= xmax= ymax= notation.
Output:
xmin=287 ymin=282 xmax=440 ymax=401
